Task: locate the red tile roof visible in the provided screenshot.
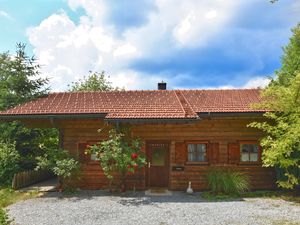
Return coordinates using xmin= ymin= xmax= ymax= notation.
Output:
xmin=181 ymin=89 xmax=265 ymax=113
xmin=0 ymin=89 xmax=266 ymax=119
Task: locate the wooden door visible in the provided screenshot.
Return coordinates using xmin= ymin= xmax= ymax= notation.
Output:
xmin=146 ymin=141 xmax=170 ymax=187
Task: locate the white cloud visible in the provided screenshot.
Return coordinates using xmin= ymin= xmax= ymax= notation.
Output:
xmin=171 ymin=1 xmax=239 ymax=47
xmin=205 ymin=10 xmax=217 ymax=19
xmin=0 ymin=10 xmax=13 ymax=20
xmin=243 ymin=76 xmax=270 ymax=88
xmin=27 ymin=0 xmax=252 ymax=90
xmin=113 ymin=43 xmax=137 ymax=57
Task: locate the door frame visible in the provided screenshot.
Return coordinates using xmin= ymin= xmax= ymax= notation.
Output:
xmin=145 ymin=140 xmax=171 ymax=188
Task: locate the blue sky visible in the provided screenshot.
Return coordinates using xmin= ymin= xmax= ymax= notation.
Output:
xmin=0 ymin=0 xmax=300 ymax=90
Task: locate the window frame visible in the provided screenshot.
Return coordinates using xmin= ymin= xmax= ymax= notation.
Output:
xmin=185 ymin=141 xmax=209 ymax=165
xmin=239 ymin=140 xmax=261 ymax=165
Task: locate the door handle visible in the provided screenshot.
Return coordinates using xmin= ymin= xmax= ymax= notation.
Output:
xmin=148 ymin=162 xmax=151 ymax=168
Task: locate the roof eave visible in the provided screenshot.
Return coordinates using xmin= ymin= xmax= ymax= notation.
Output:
xmin=104 ymin=117 xmax=200 ymax=124
xmin=0 ymin=113 xmax=107 ymax=120
xmin=197 ymin=112 xmax=266 ymax=118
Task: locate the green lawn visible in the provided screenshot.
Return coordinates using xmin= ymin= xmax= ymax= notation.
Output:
xmin=0 ymin=187 xmax=39 ymax=225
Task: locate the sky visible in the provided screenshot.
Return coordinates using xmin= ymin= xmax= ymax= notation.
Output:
xmin=0 ymin=0 xmax=300 ymax=91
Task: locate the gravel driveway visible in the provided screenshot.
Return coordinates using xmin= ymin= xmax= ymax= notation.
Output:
xmin=7 ymin=191 xmax=300 ymax=225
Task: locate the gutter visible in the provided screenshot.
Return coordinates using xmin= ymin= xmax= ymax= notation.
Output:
xmin=0 ymin=113 xmax=107 ymax=120
xmin=105 ymin=117 xmax=200 ymax=124
xmin=197 ymin=112 xmax=265 ymax=118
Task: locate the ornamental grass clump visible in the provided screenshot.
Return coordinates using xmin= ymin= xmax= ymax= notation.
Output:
xmin=207 ymin=168 xmax=249 ymax=195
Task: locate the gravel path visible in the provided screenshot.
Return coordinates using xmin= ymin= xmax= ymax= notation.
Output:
xmin=7 ymin=191 xmax=300 ymax=225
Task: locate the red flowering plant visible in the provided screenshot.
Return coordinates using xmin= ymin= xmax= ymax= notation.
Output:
xmin=87 ymin=128 xmax=146 ymax=192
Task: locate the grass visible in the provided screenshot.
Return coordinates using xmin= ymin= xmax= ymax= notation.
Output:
xmin=0 ymin=187 xmax=39 ymax=225
xmin=207 ymin=168 xmax=249 ymax=195
xmin=202 ymin=190 xmax=300 ymax=204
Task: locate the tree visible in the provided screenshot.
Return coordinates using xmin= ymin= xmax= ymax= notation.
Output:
xmin=0 ymin=142 xmax=20 ymax=185
xmin=88 ymin=128 xmax=146 ymax=192
xmin=68 ymin=71 xmax=119 ymax=92
xmin=273 ymin=23 xmax=300 ymax=87
xmin=0 ymin=43 xmax=49 ymax=110
xmin=249 ymin=24 xmax=300 ymax=190
xmin=0 ymin=43 xmax=58 ymax=171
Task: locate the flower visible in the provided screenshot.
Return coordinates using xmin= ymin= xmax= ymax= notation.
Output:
xmin=131 ymin=153 xmax=138 ymax=159
xmin=133 ymin=164 xmax=138 ymax=169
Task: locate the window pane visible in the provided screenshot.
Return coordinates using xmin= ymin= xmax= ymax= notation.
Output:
xmin=250 ymin=145 xmax=259 ymax=153
xmin=240 ymin=144 xmax=259 ymax=162
xmin=187 ymin=143 xmax=207 ymax=162
xmin=152 ymin=148 xmax=165 ymax=166
xmin=188 ymin=144 xmax=196 ymax=161
xmin=241 ymin=144 xmax=250 ymax=153
xmin=91 ymin=153 xmax=99 ymax=161
xmin=197 ymin=144 xmax=206 ymax=161
xmin=241 ymin=153 xmax=249 ymax=162
xmin=250 ymin=153 xmax=258 ymax=162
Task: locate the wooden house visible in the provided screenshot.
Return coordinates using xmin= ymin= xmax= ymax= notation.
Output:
xmin=0 ymin=83 xmax=276 ymax=190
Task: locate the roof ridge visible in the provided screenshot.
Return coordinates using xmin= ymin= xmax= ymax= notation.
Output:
xmin=47 ymin=88 xmax=262 ymax=95
xmin=174 ymin=90 xmax=198 ymax=118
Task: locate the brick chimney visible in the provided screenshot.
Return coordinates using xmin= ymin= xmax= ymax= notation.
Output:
xmin=158 ymin=81 xmax=167 ymax=90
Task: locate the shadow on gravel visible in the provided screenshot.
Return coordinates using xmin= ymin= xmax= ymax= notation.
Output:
xmin=38 ymin=190 xmax=245 ymax=205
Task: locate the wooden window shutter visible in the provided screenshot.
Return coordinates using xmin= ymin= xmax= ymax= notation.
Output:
xmin=208 ymin=143 xmax=219 ymax=164
xmin=175 ymin=142 xmax=187 ymax=164
xmin=228 ymin=143 xmax=240 ymax=164
xmin=78 ymin=143 xmax=90 ymax=163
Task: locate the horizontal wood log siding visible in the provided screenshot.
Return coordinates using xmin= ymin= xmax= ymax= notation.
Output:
xmin=59 ymin=117 xmax=276 ymax=190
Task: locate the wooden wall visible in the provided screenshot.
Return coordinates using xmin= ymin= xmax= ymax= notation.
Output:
xmin=57 ymin=116 xmax=276 ymax=190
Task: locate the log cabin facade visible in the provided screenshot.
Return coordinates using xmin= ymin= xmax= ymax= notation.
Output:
xmin=0 ymin=87 xmax=276 ymax=191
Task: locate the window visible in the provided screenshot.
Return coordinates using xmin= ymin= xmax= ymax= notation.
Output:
xmin=86 ymin=141 xmax=101 ymax=161
xmin=187 ymin=143 xmax=207 ymax=162
xmin=240 ymin=143 xmax=259 ymax=162
xmin=90 ymin=153 xmax=100 ymax=161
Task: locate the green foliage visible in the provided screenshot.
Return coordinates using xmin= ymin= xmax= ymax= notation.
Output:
xmin=0 ymin=208 xmax=9 ymax=225
xmin=68 ymin=71 xmax=119 ymax=92
xmin=0 ymin=43 xmax=57 ymax=170
xmin=207 ymin=168 xmax=249 ymax=195
xmin=249 ymin=75 xmax=300 ymax=189
xmin=36 ymin=148 xmax=79 ymax=187
xmin=0 ymin=123 xmax=59 ymax=170
xmin=52 ymin=159 xmax=80 ymax=179
xmin=88 ymin=128 xmax=146 ymax=190
xmin=0 ymin=43 xmax=49 ymax=110
xmin=249 ymin=24 xmax=300 ymax=190
xmin=0 ymin=142 xmax=20 ymax=185
xmin=273 ymin=23 xmax=300 ymax=87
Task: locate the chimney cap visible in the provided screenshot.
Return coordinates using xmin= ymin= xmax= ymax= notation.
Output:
xmin=158 ymin=81 xmax=167 ymax=90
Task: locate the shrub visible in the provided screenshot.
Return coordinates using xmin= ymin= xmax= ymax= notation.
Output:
xmin=0 ymin=142 xmax=20 ymax=185
xmin=88 ymin=128 xmax=146 ymax=192
xmin=0 ymin=208 xmax=10 ymax=225
xmin=36 ymin=148 xmax=80 ymax=190
xmin=207 ymin=168 xmax=249 ymax=195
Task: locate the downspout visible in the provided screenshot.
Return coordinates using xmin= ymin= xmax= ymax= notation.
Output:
xmin=115 ymin=120 xmax=120 ymax=133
